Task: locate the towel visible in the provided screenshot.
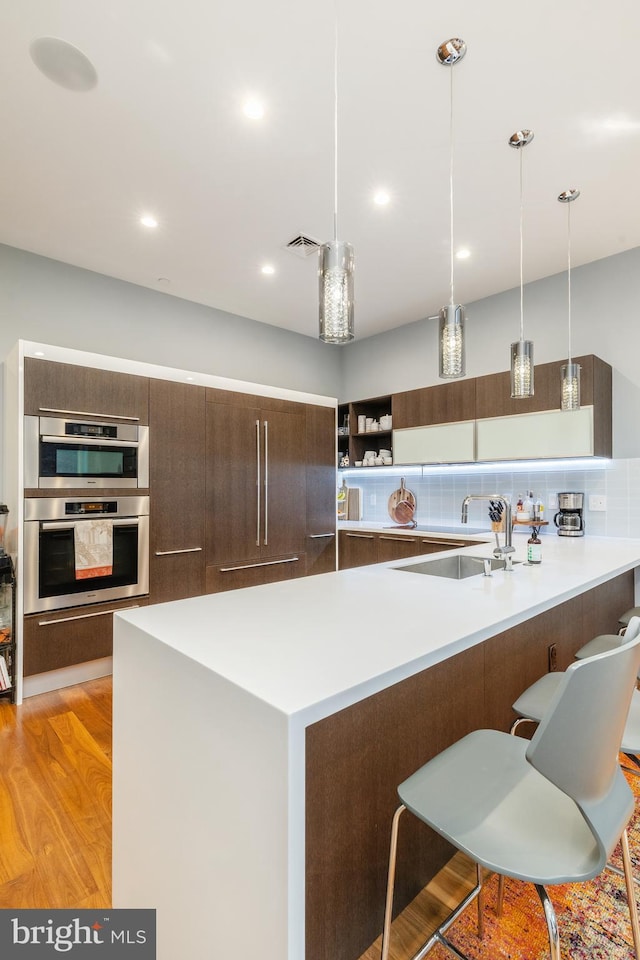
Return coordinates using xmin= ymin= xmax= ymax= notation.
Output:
xmin=74 ymin=519 xmax=114 ymax=580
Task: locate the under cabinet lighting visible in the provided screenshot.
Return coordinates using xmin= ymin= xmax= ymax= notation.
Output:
xmin=339 ymin=458 xmax=610 ymax=479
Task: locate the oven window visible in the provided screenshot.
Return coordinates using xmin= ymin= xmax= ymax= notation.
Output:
xmin=40 ymin=441 xmax=137 ymax=480
xmin=38 ymin=524 xmax=139 ymax=599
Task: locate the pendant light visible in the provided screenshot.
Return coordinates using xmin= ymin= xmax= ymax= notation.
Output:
xmin=508 ymin=129 xmax=535 ymax=398
xmin=558 ymin=188 xmax=581 ymax=410
xmin=437 ymin=38 xmax=467 ymax=379
xmin=319 ymin=16 xmax=354 ymax=344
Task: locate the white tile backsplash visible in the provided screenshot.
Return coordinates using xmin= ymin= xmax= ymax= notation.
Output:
xmin=342 ymin=458 xmax=640 ymax=538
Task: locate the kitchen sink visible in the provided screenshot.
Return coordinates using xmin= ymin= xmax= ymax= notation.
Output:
xmin=394 ymin=555 xmax=520 ymax=579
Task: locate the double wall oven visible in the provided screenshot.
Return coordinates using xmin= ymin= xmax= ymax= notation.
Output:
xmin=24 ymin=496 xmax=149 ymax=614
xmin=23 ymin=412 xmax=150 ymax=616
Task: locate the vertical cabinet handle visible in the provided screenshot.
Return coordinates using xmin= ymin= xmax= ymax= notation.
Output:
xmin=255 ymin=419 xmax=261 ymax=547
xmin=263 ymin=420 xmax=269 ymax=546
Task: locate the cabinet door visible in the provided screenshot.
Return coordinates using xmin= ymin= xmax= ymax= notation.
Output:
xmin=392 ymin=380 xmax=475 ymax=429
xmin=23 ymin=598 xmax=147 ymax=676
xmin=476 ymin=406 xmax=594 ymax=461
xmin=338 ymin=531 xmax=377 ymax=569
xmin=205 ymin=401 xmax=262 ymax=566
xmin=306 ymin=405 xmax=337 ymax=575
xmin=148 ymin=379 xmax=206 ymax=603
xmin=261 ymin=407 xmax=307 ymax=557
xmin=393 ymin=420 xmax=475 ymax=465
xmin=376 ymin=535 xmax=419 ymax=563
xmin=24 ymin=357 xmax=150 ymax=423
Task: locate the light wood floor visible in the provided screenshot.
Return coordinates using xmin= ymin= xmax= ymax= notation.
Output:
xmin=0 ymin=676 xmax=112 ymax=909
xmin=0 ymin=676 xmax=474 ymax=959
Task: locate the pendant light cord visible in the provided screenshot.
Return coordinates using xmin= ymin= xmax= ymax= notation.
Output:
xmin=567 ymin=201 xmax=572 ymax=364
xmin=449 ymin=65 xmax=455 ymax=306
xmin=333 ymin=18 xmax=338 ymax=242
xmin=519 ymin=148 xmax=524 ymax=341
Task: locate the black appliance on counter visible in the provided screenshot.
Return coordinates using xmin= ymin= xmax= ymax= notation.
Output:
xmin=554 ymin=492 xmax=585 ymax=537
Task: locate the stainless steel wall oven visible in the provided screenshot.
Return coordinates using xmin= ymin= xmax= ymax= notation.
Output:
xmin=24 ymin=496 xmax=149 ymax=613
xmin=24 ymin=415 xmax=149 ymax=489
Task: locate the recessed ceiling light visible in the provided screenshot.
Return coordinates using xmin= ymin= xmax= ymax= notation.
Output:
xmin=140 ymin=215 xmax=158 ymax=229
xmin=455 ymin=248 xmax=471 ymax=259
xmin=30 ymin=37 xmax=98 ymax=91
xmin=261 ymin=264 xmax=275 ymax=275
xmin=373 ymin=190 xmax=391 ymax=206
xmin=243 ymin=99 xmax=265 ymax=120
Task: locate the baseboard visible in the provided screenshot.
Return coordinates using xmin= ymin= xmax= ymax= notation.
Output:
xmin=22 ymin=657 xmax=113 ymax=699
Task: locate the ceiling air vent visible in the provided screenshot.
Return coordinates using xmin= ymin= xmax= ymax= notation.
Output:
xmin=284 ymin=234 xmax=322 ymax=258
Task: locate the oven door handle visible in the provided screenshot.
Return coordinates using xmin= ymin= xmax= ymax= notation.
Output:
xmin=41 ymin=435 xmax=139 ymax=448
xmin=40 ymin=517 xmax=140 ymax=530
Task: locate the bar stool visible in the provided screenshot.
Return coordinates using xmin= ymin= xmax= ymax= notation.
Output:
xmin=620 ymin=608 xmax=640 ymax=633
xmin=509 ymin=617 xmax=640 ymax=899
xmin=511 ymin=617 xmax=640 ymax=770
xmin=381 ymin=639 xmax=640 ymax=960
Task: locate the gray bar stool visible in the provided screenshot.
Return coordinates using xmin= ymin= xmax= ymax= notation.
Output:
xmin=381 ymin=638 xmax=640 ymax=960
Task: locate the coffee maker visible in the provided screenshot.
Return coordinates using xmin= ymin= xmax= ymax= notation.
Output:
xmin=554 ymin=492 xmax=585 ymax=537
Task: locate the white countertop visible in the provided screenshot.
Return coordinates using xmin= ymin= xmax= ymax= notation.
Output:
xmin=116 ymin=536 xmax=640 ymax=726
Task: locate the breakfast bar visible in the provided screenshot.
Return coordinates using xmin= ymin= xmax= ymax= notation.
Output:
xmin=112 ymin=535 xmax=640 ymax=960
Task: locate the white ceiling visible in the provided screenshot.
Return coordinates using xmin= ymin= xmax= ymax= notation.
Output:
xmin=1 ymin=0 xmax=639 ymax=342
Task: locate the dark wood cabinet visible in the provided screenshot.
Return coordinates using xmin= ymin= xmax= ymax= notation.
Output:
xmin=305 ymin=405 xmax=337 ymax=575
xmin=392 ymin=379 xmax=476 ymax=429
xmin=339 ymin=530 xmax=379 ymax=569
xmin=24 ymin=357 xmax=149 ymax=423
xmin=475 ymin=355 xmax=612 ymax=442
xmin=23 ymin=597 xmax=148 ymax=676
xmin=338 ymin=530 xmax=481 ymax=569
xmin=204 ymin=390 xmax=309 ymax=592
xmin=148 ymin=379 xmax=206 ymax=603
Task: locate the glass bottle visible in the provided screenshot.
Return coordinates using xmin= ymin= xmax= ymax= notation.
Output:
xmin=527 ymin=532 xmax=542 ymax=564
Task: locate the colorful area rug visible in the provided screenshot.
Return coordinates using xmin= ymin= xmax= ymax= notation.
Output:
xmin=430 ymin=761 xmax=640 ymax=960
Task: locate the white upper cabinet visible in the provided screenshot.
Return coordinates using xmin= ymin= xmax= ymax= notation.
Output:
xmin=475 ymin=406 xmax=594 ymax=461
xmin=393 ymin=421 xmax=475 ymax=465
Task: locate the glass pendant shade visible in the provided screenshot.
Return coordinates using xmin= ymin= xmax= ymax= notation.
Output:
xmin=510 ymin=339 xmax=534 ymax=398
xmin=438 ymin=304 xmax=465 ymax=378
xmin=561 ymin=361 xmax=581 ymax=411
xmin=318 ymin=240 xmax=355 ymax=343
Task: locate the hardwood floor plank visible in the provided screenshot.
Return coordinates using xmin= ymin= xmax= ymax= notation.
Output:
xmin=0 ymin=679 xmax=113 ymax=909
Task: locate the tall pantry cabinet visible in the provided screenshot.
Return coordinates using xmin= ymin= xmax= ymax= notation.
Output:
xmin=204 ymin=389 xmax=335 ymax=592
xmin=148 ymin=379 xmax=206 ymax=603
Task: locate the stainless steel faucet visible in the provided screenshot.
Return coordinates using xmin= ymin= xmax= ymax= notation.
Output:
xmin=461 ymin=494 xmax=515 ymax=568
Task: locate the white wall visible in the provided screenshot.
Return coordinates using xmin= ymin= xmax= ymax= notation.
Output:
xmin=340 ymin=246 xmax=640 ymax=458
xmin=0 ymin=244 xmax=343 ymax=399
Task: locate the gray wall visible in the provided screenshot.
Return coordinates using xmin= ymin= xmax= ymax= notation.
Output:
xmin=0 ymin=244 xmax=343 ymax=399
xmin=339 ymin=246 xmax=640 ymax=458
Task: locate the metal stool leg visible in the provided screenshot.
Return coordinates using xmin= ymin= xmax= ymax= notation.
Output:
xmin=535 ymin=884 xmax=561 ymax=960
xmin=621 ymin=828 xmax=640 ymax=959
xmin=381 ymin=804 xmax=406 ymax=960
xmin=381 ymin=804 xmax=482 ymax=960
xmin=496 ymin=875 xmax=505 ymax=916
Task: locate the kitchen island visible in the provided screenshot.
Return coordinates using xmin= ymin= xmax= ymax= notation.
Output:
xmin=112 ymin=535 xmax=640 ymax=960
